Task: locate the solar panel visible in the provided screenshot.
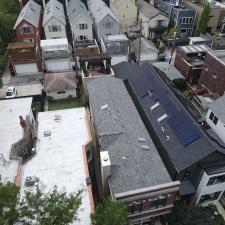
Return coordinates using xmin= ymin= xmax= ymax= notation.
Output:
xmin=168 ymin=113 xmax=200 ymax=146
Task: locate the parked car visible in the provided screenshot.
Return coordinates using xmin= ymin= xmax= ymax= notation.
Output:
xmin=5 ymin=86 xmax=17 ymax=98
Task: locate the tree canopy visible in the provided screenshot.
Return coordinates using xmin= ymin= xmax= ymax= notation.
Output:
xmin=91 ymin=198 xmax=129 ymax=225
xmin=168 ymin=201 xmax=225 ymax=225
xmin=0 ymin=183 xmax=83 ymax=225
xmin=197 ymin=3 xmax=210 ymax=34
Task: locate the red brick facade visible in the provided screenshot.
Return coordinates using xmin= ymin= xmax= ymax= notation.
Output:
xmin=199 ymin=52 xmax=225 ymax=96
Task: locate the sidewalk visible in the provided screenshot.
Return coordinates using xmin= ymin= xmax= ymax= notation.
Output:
xmin=0 ymin=66 xmax=11 ymax=98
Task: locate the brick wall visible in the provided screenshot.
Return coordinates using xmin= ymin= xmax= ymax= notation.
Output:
xmin=199 ymin=53 xmax=225 ymax=96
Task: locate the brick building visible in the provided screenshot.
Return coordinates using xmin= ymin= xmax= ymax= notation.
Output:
xmin=14 ymin=0 xmax=42 ymax=43
xmin=174 ymin=44 xmax=211 ymax=83
xmin=199 ymin=50 xmax=225 ymax=96
xmin=87 ymin=76 xmax=180 ymax=225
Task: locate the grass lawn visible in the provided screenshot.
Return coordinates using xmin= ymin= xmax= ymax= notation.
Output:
xmin=48 ymin=98 xmax=83 ymax=111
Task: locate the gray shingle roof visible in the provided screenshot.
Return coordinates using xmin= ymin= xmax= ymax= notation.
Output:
xmin=43 ymin=0 xmax=66 ymax=26
xmin=67 ymin=0 xmax=92 ymax=25
xmin=87 ymin=76 xmax=171 ymax=195
xmin=113 ymin=62 xmax=225 ymax=173
xmin=131 ymin=37 xmax=158 ymax=54
xmin=153 ymin=62 xmax=184 ymax=81
xmin=209 ymin=96 xmax=225 ymax=124
xmin=88 ymin=0 xmax=119 ymax=23
xmin=14 ymin=0 xmax=41 ymax=29
xmin=136 ymin=0 xmax=160 ymax=19
xmin=44 ymin=72 xmax=76 ymax=92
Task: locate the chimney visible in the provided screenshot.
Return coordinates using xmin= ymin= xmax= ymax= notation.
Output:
xmin=100 ymin=151 xmax=111 ymax=195
xmin=18 ymin=0 xmax=24 ymax=9
xmin=19 ymin=115 xmax=27 ymax=129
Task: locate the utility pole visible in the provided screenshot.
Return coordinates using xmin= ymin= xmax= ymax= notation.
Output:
xmin=138 ymin=18 xmax=142 ymax=65
xmin=169 ymin=30 xmax=176 ymax=64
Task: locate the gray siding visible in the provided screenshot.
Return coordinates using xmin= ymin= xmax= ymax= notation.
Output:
xmin=98 ymin=15 xmax=119 ymax=40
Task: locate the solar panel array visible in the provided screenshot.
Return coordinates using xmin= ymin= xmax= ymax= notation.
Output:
xmin=131 ymin=65 xmax=200 ymax=146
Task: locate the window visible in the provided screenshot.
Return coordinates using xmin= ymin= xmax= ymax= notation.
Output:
xmin=79 ymin=35 xmax=87 ymax=40
xmin=181 ymin=28 xmax=187 ymax=33
xmin=48 ymin=25 xmax=61 ymax=32
xmin=207 ymin=174 xmax=225 ymax=186
xmin=182 ymin=18 xmax=186 ymax=24
xmin=105 ymin=21 xmax=113 ymax=28
xmin=209 ymin=112 xmax=218 ymax=125
xmin=186 ymin=18 xmax=189 ymax=24
xmin=199 ymin=191 xmax=221 ymax=203
xmin=128 ymin=202 xmax=142 ymax=214
xmin=79 ymin=23 xmax=88 ymax=30
xmin=57 ymin=91 xmax=66 ymax=94
xmin=21 ymin=27 xmax=32 ymax=34
xmin=149 ymin=196 xmax=167 ymax=209
xmin=190 ymin=18 xmax=193 ymax=23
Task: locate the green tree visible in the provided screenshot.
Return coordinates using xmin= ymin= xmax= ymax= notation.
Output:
xmin=18 ymin=186 xmax=83 ymax=225
xmin=168 ymin=201 xmax=225 ymax=225
xmin=198 ymin=3 xmax=210 ymax=34
xmin=172 ymin=78 xmax=186 ymax=92
xmin=0 ymin=182 xmax=20 ymax=225
xmin=91 ymin=198 xmax=129 ymax=225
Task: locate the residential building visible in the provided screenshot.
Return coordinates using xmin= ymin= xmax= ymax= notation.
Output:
xmin=0 ymin=97 xmax=35 ymax=186
xmin=136 ymin=0 xmax=169 ymax=40
xmin=67 ymin=0 xmax=93 ymax=42
xmin=88 ymin=0 xmax=119 ymax=40
xmin=44 ymin=72 xmax=77 ymax=99
xmin=14 ymin=0 xmax=42 ymax=43
xmin=7 ymin=42 xmax=42 ymax=76
xmin=174 ymin=44 xmax=211 ymax=83
xmin=100 ymin=34 xmax=129 ymax=65
xmin=184 ymin=0 xmax=225 ymax=34
xmin=113 ymin=61 xmax=225 ymax=207
xmin=40 ymin=38 xmax=73 ymax=72
xmin=205 ymin=96 xmax=225 ymax=146
xmin=110 ymin=0 xmax=138 ymax=33
xmin=42 ymin=0 xmax=67 ymax=39
xmin=189 ymin=36 xmax=213 ymax=46
xmin=155 ymin=0 xmax=196 ymax=37
xmin=20 ymin=108 xmax=94 ymax=225
xmin=130 ymin=37 xmax=159 ymax=62
xmin=87 ymin=76 xmax=180 ymax=225
xmin=199 ymin=50 xmax=225 ymax=96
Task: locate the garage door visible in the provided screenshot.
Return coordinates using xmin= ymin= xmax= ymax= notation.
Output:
xmin=46 ymin=59 xmax=71 ymax=72
xmin=15 ymin=63 xmax=38 ymax=75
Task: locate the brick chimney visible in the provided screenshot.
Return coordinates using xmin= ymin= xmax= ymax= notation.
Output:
xmin=19 ymin=115 xmax=27 ymax=129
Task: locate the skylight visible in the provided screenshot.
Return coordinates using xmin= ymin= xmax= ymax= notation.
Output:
xmin=157 ymin=114 xmax=168 ymax=122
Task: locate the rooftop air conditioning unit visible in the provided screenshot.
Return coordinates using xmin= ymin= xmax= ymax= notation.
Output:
xmin=25 ymin=176 xmax=39 ymax=187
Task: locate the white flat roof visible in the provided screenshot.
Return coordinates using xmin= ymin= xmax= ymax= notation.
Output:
xmin=20 ymin=108 xmax=91 ymax=225
xmin=0 ymin=97 xmax=33 ymax=183
xmin=104 ymin=34 xmax=128 ymax=41
xmin=41 ymin=38 xmax=69 ymax=51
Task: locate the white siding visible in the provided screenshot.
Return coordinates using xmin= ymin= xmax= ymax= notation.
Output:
xmin=206 ymin=109 xmax=225 ymax=144
xmin=71 ymin=15 xmax=93 ymax=41
xmin=15 ymin=63 xmax=38 ymax=75
xmin=47 ymin=89 xmax=77 ymax=100
xmin=195 ymin=171 xmax=225 ymax=206
xmin=45 ymin=59 xmax=72 ymax=72
xmin=140 ymin=52 xmax=158 ymax=61
xmin=44 ymin=18 xmax=67 ymax=39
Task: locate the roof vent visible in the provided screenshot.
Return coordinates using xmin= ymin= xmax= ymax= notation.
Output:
xmin=54 ymin=115 xmax=62 ymax=122
xmin=138 ymin=137 xmax=146 ymax=142
xmin=157 ymin=114 xmax=168 ymax=122
xmin=141 ymin=145 xmax=150 ymax=150
xmin=44 ymin=130 xmax=51 ymax=137
xmin=101 ymin=104 xmax=109 ymax=110
xmin=150 ymin=102 xmax=160 ymax=111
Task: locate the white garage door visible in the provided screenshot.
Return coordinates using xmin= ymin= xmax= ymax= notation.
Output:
xmin=46 ymin=59 xmax=71 ymax=72
xmin=15 ymin=63 xmax=38 ymax=75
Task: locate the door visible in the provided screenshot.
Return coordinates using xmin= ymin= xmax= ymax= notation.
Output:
xmin=15 ymin=63 xmax=38 ymax=75
xmin=46 ymin=59 xmax=71 ymax=72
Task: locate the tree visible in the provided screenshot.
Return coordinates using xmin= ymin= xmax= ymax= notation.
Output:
xmin=168 ymin=201 xmax=225 ymax=225
xmin=172 ymin=78 xmax=186 ymax=92
xmin=18 ymin=186 xmax=83 ymax=225
xmin=197 ymin=3 xmax=210 ymax=34
xmin=91 ymin=198 xmax=129 ymax=225
xmin=0 ymin=182 xmax=20 ymax=225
